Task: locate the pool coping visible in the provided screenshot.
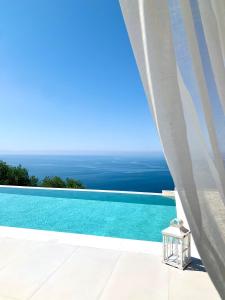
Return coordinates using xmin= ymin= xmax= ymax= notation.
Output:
xmin=0 ymin=184 xmax=174 ymax=197
xmin=0 ymin=226 xmax=163 ymax=256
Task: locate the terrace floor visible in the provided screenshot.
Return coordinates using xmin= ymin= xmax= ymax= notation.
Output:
xmin=0 ymin=226 xmax=219 ymax=300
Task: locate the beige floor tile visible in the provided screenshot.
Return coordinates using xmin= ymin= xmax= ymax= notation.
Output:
xmin=0 ymin=238 xmax=39 ymax=270
xmin=0 ymin=296 xmax=18 ymax=300
xmin=99 ymin=252 xmax=169 ymax=300
xmin=31 ymin=247 xmax=120 ymax=300
xmin=0 ymin=241 xmax=76 ymax=300
xmin=168 ymin=267 xmax=220 ymax=300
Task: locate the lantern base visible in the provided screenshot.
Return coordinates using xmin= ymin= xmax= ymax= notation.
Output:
xmin=163 ymin=256 xmax=192 ymax=270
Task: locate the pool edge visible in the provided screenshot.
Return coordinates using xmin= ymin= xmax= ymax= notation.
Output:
xmin=0 ymin=226 xmax=162 ymax=256
xmin=0 ymin=185 xmax=175 ymax=198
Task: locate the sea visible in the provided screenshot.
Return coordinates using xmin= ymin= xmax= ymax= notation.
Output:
xmin=0 ymin=154 xmax=174 ymax=193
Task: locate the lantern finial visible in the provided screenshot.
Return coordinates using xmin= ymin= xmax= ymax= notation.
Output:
xmin=170 ymin=218 xmax=183 ymax=227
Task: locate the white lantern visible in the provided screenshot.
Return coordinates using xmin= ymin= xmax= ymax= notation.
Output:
xmin=162 ymin=218 xmax=191 ymax=270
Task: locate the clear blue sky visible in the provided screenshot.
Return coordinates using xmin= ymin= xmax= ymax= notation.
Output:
xmin=0 ymin=0 xmax=162 ymax=154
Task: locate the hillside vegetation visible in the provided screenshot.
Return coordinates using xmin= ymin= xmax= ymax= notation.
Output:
xmin=0 ymin=160 xmax=85 ymax=189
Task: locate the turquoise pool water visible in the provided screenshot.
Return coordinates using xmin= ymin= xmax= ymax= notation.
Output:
xmin=0 ymin=187 xmax=176 ymax=242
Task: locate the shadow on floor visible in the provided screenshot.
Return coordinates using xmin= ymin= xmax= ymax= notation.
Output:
xmin=186 ymin=257 xmax=206 ymax=272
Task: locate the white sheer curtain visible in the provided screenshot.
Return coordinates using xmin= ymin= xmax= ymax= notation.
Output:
xmin=119 ymin=0 xmax=225 ymax=297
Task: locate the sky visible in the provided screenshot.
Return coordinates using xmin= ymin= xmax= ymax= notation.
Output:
xmin=0 ymin=0 xmax=162 ymax=154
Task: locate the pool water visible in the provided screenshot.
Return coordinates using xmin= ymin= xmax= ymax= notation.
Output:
xmin=0 ymin=187 xmax=176 ymax=242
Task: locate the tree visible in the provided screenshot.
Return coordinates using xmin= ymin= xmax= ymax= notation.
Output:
xmin=29 ymin=175 xmax=39 ymax=187
xmin=0 ymin=162 xmax=30 ymax=186
xmin=0 ymin=161 xmax=10 ymax=184
xmin=41 ymin=176 xmax=66 ymax=188
xmin=8 ymin=165 xmax=31 ymax=186
xmin=65 ymin=178 xmax=85 ymax=189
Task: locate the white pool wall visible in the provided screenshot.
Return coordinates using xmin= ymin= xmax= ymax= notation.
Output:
xmin=0 ymin=185 xmax=174 ymax=197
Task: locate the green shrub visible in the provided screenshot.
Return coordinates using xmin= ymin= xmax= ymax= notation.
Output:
xmin=0 ymin=161 xmax=10 ymax=184
xmin=29 ymin=175 xmax=39 ymax=187
xmin=65 ymin=178 xmax=85 ymax=189
xmin=0 ymin=161 xmax=31 ymax=186
xmin=41 ymin=176 xmax=66 ymax=188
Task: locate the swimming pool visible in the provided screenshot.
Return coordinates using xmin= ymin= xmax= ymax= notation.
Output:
xmin=0 ymin=187 xmax=176 ymax=242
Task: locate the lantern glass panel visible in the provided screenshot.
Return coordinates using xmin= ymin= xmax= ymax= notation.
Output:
xmin=183 ymin=235 xmax=191 ymax=265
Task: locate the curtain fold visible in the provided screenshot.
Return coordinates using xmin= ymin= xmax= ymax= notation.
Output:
xmin=197 ymin=0 xmax=225 ymax=113
xmin=211 ymin=0 xmax=225 ymax=66
xmin=119 ymin=0 xmax=225 ymax=297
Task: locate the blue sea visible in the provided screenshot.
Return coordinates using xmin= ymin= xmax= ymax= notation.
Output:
xmin=0 ymin=154 xmax=174 ymax=193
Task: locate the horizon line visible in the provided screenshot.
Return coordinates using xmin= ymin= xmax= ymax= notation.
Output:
xmin=0 ymin=150 xmax=164 ymax=156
